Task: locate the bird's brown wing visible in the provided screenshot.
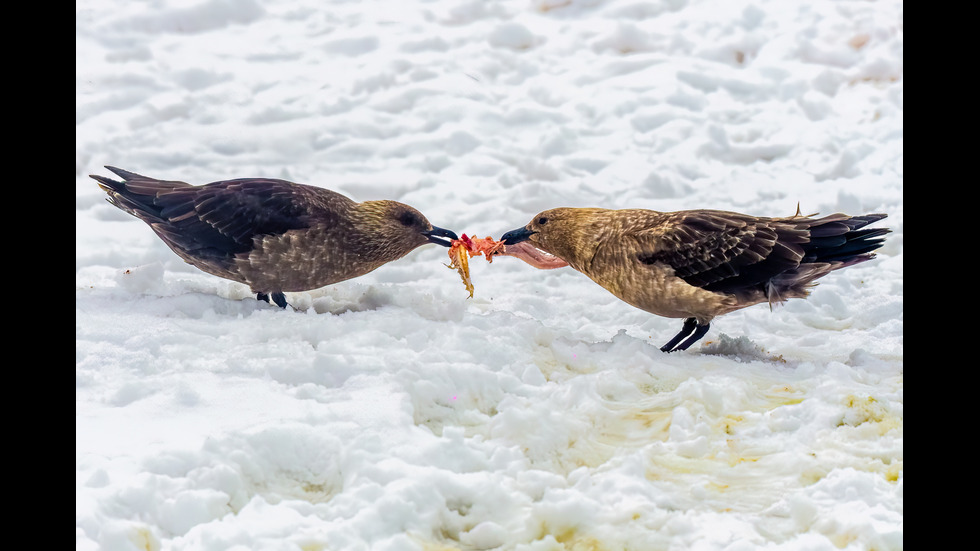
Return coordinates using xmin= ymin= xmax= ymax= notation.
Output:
xmin=629 ymin=210 xmax=806 ymax=293
xmin=95 ymin=167 xmax=358 ymax=264
xmin=150 ymin=179 xmax=352 ymax=257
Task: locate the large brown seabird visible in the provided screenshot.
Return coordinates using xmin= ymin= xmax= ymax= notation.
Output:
xmin=91 ymin=166 xmax=458 ymax=308
xmin=500 ymin=207 xmax=889 ymax=352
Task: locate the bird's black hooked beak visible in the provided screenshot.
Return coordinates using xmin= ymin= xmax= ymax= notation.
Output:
xmin=423 ymin=226 xmax=459 ymax=247
xmin=500 ymin=227 xmax=536 ymax=245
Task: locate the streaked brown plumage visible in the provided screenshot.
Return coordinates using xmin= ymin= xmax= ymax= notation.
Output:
xmin=501 ymin=207 xmax=889 ymax=352
xmin=91 ymin=166 xmax=458 ymax=308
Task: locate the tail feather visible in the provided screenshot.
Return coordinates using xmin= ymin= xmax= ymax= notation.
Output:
xmin=802 ymin=217 xmax=890 ymax=265
xmin=715 ymin=212 xmax=889 ymax=307
xmin=90 ymin=166 xmax=192 ymax=223
xmin=763 ymin=213 xmax=890 ymax=303
xmin=104 ymin=166 xmax=145 ymax=181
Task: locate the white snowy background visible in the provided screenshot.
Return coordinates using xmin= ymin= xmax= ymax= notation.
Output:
xmin=75 ymin=1 xmax=903 ymax=550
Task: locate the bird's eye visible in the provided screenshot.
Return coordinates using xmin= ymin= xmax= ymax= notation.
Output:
xmin=537 ymin=217 xmax=549 ymax=225
xmin=399 ymin=211 xmax=419 ymax=227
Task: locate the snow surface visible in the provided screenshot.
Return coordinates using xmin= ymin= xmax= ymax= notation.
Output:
xmin=76 ymin=1 xmax=903 ymax=550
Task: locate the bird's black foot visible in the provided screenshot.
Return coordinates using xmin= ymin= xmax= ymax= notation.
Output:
xmin=256 ymin=292 xmax=289 ymax=308
xmin=660 ymin=318 xmax=710 ymax=353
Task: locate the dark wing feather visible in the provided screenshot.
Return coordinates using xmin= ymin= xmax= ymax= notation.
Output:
xmin=153 ymin=179 xmax=325 ymax=255
xmin=93 ymin=167 xmax=352 ymax=258
xmin=635 ymin=210 xmax=806 ymax=293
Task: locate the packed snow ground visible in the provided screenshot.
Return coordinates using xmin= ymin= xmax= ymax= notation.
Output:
xmin=76 ymin=1 xmax=903 ymax=550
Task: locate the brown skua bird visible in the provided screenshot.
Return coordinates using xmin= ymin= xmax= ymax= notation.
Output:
xmin=501 ymin=206 xmax=889 ymax=352
xmin=91 ymin=166 xmax=458 ymax=308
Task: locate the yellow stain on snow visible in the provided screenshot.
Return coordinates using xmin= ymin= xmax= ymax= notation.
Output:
xmin=884 ymin=460 xmax=903 ymax=482
xmin=416 ymin=538 xmax=462 ymax=551
xmin=415 ymin=525 xmax=617 ymax=551
xmin=299 ymin=481 xmax=339 ymax=503
xmin=128 ymin=526 xmax=161 ymax=551
xmin=645 ymin=453 xmax=722 ymax=479
xmin=531 ymin=347 xmax=599 ymax=383
xmin=839 ymin=394 xmax=901 ymax=434
xmin=704 ymin=480 xmax=730 ymax=492
xmin=533 ymin=523 xmax=615 ymax=551
xmin=759 ymin=389 xmax=902 ymax=486
xmin=721 ymin=414 xmax=744 ymax=435
xmin=829 ymin=531 xmax=859 ymax=549
xmin=599 ymin=407 xmax=673 ymax=446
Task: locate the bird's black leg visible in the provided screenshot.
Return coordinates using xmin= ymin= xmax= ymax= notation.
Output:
xmin=255 ymin=292 xmax=288 ymax=308
xmin=673 ymin=322 xmax=710 ymax=352
xmin=660 ymin=318 xmax=697 ymax=352
xmin=270 ymin=292 xmax=288 ymax=309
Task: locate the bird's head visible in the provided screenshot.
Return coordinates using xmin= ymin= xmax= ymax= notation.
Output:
xmin=501 ymin=208 xmax=609 ymax=268
xmin=361 ymin=201 xmax=458 ymax=256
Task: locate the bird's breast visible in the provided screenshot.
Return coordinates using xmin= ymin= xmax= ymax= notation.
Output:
xmin=582 ymin=254 xmax=737 ymax=321
xmin=235 ymin=228 xmax=385 ymax=292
